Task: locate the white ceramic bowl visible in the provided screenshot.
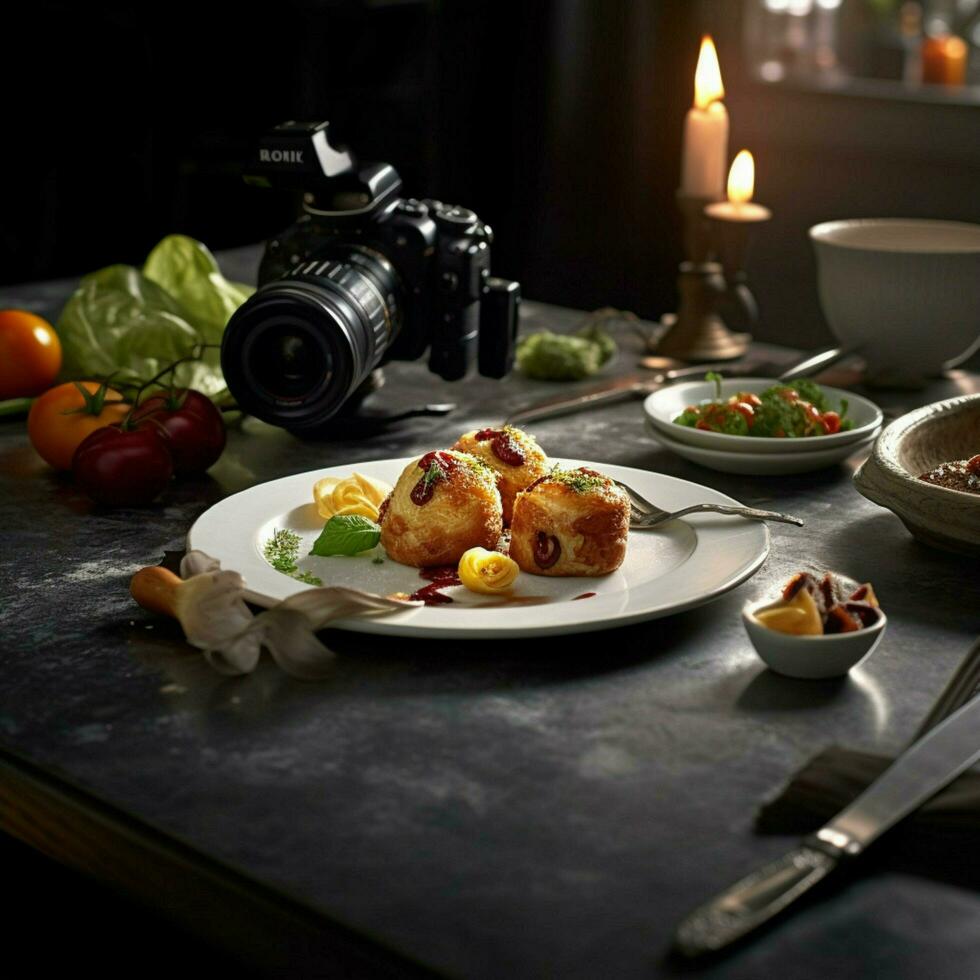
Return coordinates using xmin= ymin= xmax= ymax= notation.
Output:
xmin=644 ymin=419 xmax=877 ymax=475
xmin=810 ymin=219 xmax=980 ymax=387
xmin=854 ymin=394 xmax=980 ymax=555
xmin=644 ymin=377 xmax=882 ymax=454
xmin=742 ymin=597 xmax=887 ymax=679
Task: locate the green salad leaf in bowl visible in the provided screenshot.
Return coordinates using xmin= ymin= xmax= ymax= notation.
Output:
xmin=673 ymin=372 xmax=854 ymax=438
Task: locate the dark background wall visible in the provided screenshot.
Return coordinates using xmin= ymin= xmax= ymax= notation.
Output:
xmin=3 ymin=0 xmax=979 ymax=346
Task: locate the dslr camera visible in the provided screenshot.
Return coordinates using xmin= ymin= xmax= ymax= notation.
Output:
xmin=221 ymin=121 xmax=520 ymax=433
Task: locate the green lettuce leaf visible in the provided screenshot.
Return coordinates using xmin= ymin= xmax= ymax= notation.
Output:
xmin=516 ymin=331 xmax=603 ymax=381
xmin=574 ymin=322 xmax=616 ymax=365
xmin=143 ymin=235 xmax=253 ymax=339
xmin=55 ymin=235 xmax=254 ymax=399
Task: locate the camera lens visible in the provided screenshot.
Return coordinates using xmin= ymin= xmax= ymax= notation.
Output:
xmin=221 ymin=248 xmax=401 ymax=431
xmin=251 ymin=331 xmax=332 ymax=399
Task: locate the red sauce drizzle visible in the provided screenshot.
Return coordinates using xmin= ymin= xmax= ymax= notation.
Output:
xmin=523 ymin=474 xmax=549 ymax=495
xmin=473 ymin=427 xmax=525 ymax=466
xmin=410 ymin=565 xmax=462 ymax=605
xmin=573 ymin=592 xmax=596 ymax=600
xmin=419 ymin=565 xmax=460 ymax=583
xmin=411 ymin=451 xmax=458 ymax=506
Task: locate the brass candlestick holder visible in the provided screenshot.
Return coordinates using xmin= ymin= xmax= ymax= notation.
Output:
xmin=706 ymin=201 xmax=771 ymax=336
xmin=653 ymin=192 xmax=756 ymax=361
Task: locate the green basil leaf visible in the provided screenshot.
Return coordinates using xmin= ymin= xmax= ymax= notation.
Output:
xmin=310 ymin=515 xmax=381 ymax=557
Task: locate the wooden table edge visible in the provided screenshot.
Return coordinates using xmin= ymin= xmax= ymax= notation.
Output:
xmin=0 ymin=746 xmax=437 ymax=979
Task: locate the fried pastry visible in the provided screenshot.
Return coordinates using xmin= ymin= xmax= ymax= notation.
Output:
xmin=451 ymin=426 xmax=549 ymax=524
xmin=509 ymin=467 xmax=629 ymax=576
xmin=379 ymin=450 xmax=503 ymax=567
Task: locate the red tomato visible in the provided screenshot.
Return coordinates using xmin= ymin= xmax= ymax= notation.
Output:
xmin=731 ymin=400 xmax=757 ymax=427
xmin=133 ymin=388 xmax=226 ymax=475
xmin=820 ymin=411 xmax=841 ymax=434
xmin=72 ymin=423 xmax=173 ymax=506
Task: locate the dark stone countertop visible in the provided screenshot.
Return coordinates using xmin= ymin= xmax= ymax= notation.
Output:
xmin=1 ymin=246 xmax=979 ymax=978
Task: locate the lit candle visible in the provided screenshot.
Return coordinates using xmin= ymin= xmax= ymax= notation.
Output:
xmin=921 ymin=34 xmax=968 ymax=87
xmin=680 ymin=36 xmax=729 ymax=199
xmin=705 ymin=150 xmax=772 ymax=223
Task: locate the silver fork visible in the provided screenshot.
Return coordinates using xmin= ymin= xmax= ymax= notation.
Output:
xmin=616 ymin=479 xmax=805 ymax=530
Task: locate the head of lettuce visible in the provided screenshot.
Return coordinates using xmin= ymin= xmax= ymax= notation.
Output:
xmin=56 ymin=235 xmax=254 ymax=400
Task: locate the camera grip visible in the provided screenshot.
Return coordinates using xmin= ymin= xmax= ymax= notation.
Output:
xmin=479 ymin=278 xmax=521 ymax=379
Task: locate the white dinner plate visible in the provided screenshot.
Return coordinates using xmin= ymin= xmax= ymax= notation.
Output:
xmin=644 ymin=378 xmax=883 ymax=454
xmin=644 ymin=419 xmax=877 ymax=475
xmin=186 ymin=458 xmax=770 ymax=639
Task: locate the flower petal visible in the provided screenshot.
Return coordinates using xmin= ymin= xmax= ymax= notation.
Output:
xmin=170 ymin=551 xmax=413 ymax=679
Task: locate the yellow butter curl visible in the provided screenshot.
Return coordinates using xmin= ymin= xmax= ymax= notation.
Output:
xmin=458 ymin=547 xmax=519 ymax=595
xmin=754 ymin=587 xmax=823 ymax=636
xmin=313 ymin=472 xmax=392 ymax=522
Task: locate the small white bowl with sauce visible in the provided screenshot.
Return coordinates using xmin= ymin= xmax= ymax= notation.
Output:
xmin=742 ymin=597 xmax=887 ymax=679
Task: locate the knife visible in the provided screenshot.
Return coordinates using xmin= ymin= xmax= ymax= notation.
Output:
xmin=673 ymin=694 xmax=980 ymax=958
xmin=504 ymin=346 xmax=847 ymax=427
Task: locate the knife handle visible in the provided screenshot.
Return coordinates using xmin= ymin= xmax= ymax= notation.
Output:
xmin=673 ymin=838 xmax=845 ymax=958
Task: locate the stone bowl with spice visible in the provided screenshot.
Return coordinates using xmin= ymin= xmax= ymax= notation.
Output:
xmin=854 ymin=394 xmax=980 ymax=555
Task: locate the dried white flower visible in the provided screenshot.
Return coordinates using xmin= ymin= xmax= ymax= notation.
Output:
xmin=173 ymin=550 xmax=413 ymax=679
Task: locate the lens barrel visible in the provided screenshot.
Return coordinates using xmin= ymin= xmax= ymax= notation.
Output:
xmin=221 ymin=249 xmax=400 ymax=431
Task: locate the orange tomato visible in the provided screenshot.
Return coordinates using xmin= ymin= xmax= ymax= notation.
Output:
xmin=0 ymin=309 xmax=63 ymax=398
xmin=28 ymin=381 xmax=130 ymax=470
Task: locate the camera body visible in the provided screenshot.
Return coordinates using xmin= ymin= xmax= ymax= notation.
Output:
xmin=221 ymin=121 xmax=520 ymax=433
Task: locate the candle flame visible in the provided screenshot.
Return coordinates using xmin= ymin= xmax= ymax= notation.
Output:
xmin=727 ymin=150 xmax=755 ymax=204
xmin=694 ymin=36 xmax=725 ymax=110
xmin=944 ymin=35 xmax=967 ymax=58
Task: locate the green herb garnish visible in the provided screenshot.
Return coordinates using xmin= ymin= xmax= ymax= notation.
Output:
xmin=263 ymin=529 xmax=326 ymax=585
xmin=422 ymin=460 xmax=446 ymax=490
xmin=548 ymin=467 xmax=608 ymax=494
xmin=264 ymin=528 xmax=301 ymax=573
xmin=310 ymin=514 xmax=382 ymax=557
xmin=705 ymin=370 xmax=723 ymax=401
xmin=461 ymin=453 xmax=497 ymax=485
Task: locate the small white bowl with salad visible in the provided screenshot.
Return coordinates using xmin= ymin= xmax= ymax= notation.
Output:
xmin=643 ymin=418 xmax=878 ymax=475
xmin=644 ymin=374 xmax=883 ymax=455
